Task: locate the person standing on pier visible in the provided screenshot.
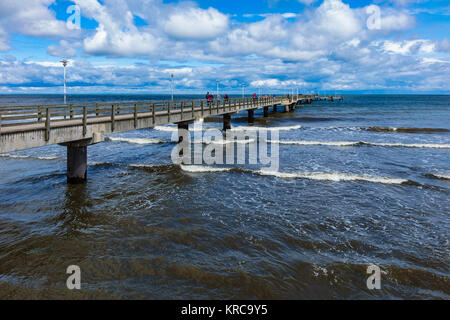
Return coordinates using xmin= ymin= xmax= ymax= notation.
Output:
xmin=206 ymin=92 xmax=213 ymax=107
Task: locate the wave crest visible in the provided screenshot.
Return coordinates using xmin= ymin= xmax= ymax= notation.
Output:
xmin=271 ymin=140 xmax=450 ymax=149
xmin=0 ymin=154 xmax=59 ymax=160
xmin=231 ymin=125 xmax=301 ymax=132
xmin=179 ymin=165 xmax=412 ymax=185
xmin=106 ymin=137 xmax=167 ymax=145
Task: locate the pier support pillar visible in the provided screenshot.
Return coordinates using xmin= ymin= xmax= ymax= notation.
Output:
xmin=67 ymin=144 xmax=87 ymax=184
xmin=248 ymin=109 xmax=254 ymax=124
xmin=177 ymin=121 xmax=190 ymax=164
xmin=289 ymin=104 xmax=295 ymax=112
xmin=284 ymin=105 xmax=289 ymax=113
xmin=177 ymin=121 xmax=189 ymax=144
xmin=223 ymin=114 xmax=231 ymax=131
xmin=263 ymin=106 xmax=269 ymax=117
xmin=273 ymin=104 xmax=277 ymax=113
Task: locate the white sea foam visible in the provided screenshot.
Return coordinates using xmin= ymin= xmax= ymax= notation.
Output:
xmin=367 ymin=142 xmax=450 ymax=149
xmin=270 ymin=140 xmax=450 ymax=149
xmin=231 ymin=125 xmax=302 ymax=132
xmin=427 ymin=173 xmax=450 ymax=180
xmin=271 ymin=140 xmax=359 ymax=147
xmin=180 ymin=165 xmax=232 ymax=173
xmin=155 ymin=125 xmax=205 ymax=132
xmin=210 ymin=138 xmax=257 ymax=145
xmin=106 ymin=137 xmax=166 ymax=145
xmin=256 ymin=170 xmax=408 ymax=184
xmin=88 ymin=161 xmax=111 ymax=166
xmin=179 ymin=164 xmax=409 ymax=185
xmin=154 ymin=126 xmax=178 ymax=132
xmin=0 ymin=154 xmax=59 ymax=160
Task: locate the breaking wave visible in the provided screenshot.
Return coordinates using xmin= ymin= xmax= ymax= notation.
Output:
xmin=154 ymin=125 xmax=205 ymax=132
xmin=231 ymin=125 xmax=302 ymax=132
xmin=180 ymin=165 xmax=233 ymax=173
xmin=180 ymin=165 xmax=413 ymax=185
xmin=425 ymin=173 xmax=450 ymax=181
xmin=0 ymin=154 xmax=59 ymax=160
xmin=209 ymin=138 xmax=256 ymax=145
xmin=366 ymin=126 xmax=450 ymax=134
xmin=270 ymin=140 xmax=450 ymax=149
xmin=106 ymin=137 xmax=168 ymax=145
xmin=256 ymin=170 xmax=409 ymax=184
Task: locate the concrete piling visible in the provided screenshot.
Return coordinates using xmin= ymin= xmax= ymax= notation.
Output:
xmin=223 ymin=114 xmax=231 ymax=131
xmin=67 ymin=144 xmax=87 ymax=184
xmin=248 ymin=109 xmax=255 ymax=124
xmin=177 ymin=121 xmax=190 ymax=164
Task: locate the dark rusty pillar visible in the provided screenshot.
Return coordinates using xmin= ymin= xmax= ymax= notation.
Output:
xmin=273 ymin=104 xmax=277 ymax=113
xmin=263 ymin=106 xmax=269 ymax=117
xmin=248 ymin=109 xmax=255 ymax=124
xmin=223 ymin=114 xmax=231 ymax=131
xmin=177 ymin=121 xmax=190 ymax=164
xmin=67 ymin=144 xmax=87 ymax=184
xmin=178 ymin=121 xmax=189 ymax=144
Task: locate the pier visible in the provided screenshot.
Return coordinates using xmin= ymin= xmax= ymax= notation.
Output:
xmin=0 ymin=94 xmax=341 ymax=183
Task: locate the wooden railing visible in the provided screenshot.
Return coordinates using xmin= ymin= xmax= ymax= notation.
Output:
xmin=0 ymin=96 xmax=292 ymax=133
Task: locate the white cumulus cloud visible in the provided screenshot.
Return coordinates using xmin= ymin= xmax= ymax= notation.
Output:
xmin=163 ymin=7 xmax=229 ymax=40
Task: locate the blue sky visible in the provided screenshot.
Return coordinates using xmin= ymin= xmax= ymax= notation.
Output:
xmin=0 ymin=0 xmax=449 ymax=94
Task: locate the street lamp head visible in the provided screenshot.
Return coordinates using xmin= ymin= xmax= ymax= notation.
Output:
xmin=60 ymin=59 xmax=68 ymax=67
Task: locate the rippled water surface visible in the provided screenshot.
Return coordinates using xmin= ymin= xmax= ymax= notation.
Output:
xmin=0 ymin=94 xmax=449 ymax=299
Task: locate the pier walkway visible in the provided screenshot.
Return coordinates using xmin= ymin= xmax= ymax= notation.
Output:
xmin=0 ymin=94 xmax=341 ymax=182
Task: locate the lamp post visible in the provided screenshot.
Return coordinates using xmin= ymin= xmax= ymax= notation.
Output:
xmin=171 ymin=73 xmax=174 ymax=101
xmin=60 ymin=59 xmax=68 ymax=104
xmin=216 ymin=80 xmax=219 ymax=99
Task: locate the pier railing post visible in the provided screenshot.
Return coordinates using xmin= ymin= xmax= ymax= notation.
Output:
xmin=152 ymin=103 xmax=155 ymax=125
xmin=37 ymin=106 xmax=42 ymax=122
xmin=111 ymin=104 xmax=115 ymax=132
xmin=168 ymin=101 xmax=171 ymax=122
xmin=134 ymin=103 xmax=137 ymax=128
xmin=82 ymin=106 xmax=87 ymax=136
xmin=0 ymin=112 xmax=2 ymax=134
xmin=181 ymin=101 xmax=184 ymax=120
xmin=192 ymin=101 xmax=195 ymax=118
xmin=45 ymin=108 xmax=50 ymax=141
xmin=201 ymin=100 xmax=204 ymax=117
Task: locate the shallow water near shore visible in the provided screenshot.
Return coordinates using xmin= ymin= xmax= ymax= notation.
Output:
xmin=0 ymin=94 xmax=449 ymax=299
